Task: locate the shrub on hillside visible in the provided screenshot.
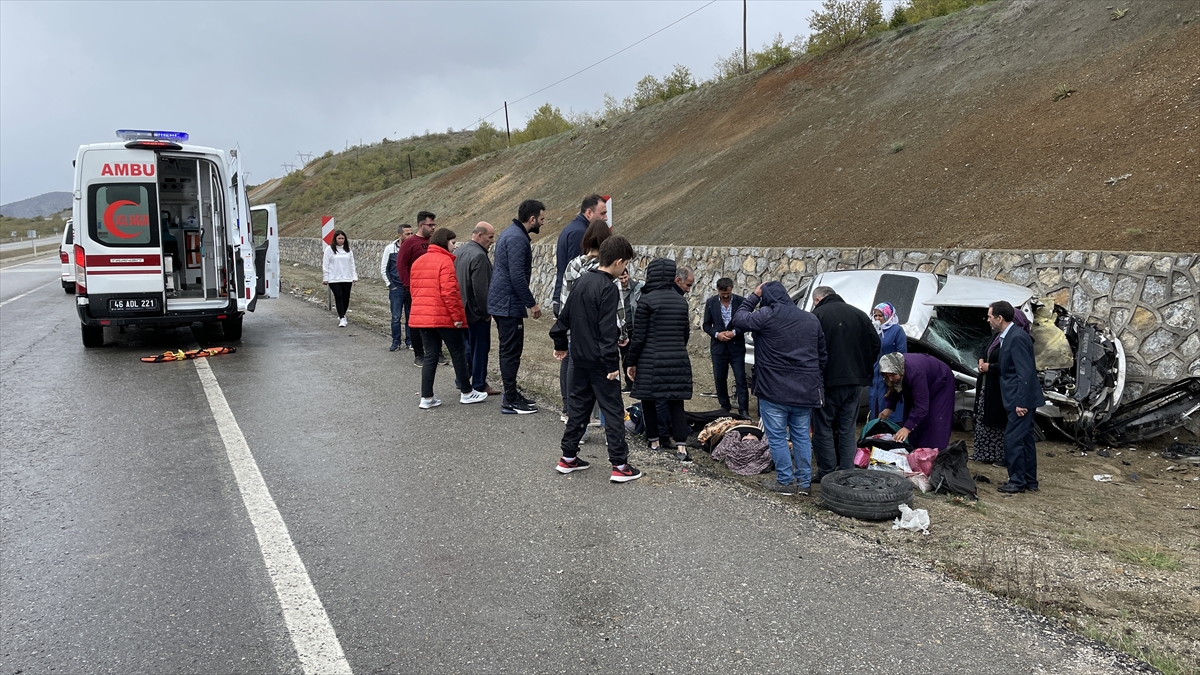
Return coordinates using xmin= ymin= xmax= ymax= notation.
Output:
xmin=512 ymin=104 xmax=572 ymax=143
xmin=712 ymin=34 xmax=805 ymax=81
xmin=805 ymin=0 xmax=886 ymax=54
xmin=898 ymin=0 xmax=990 ymax=23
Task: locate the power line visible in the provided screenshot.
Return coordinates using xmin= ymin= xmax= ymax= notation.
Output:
xmin=461 ymin=0 xmax=718 ymax=131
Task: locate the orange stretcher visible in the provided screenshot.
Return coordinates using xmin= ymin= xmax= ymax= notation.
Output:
xmin=141 ymin=346 xmax=236 ymax=363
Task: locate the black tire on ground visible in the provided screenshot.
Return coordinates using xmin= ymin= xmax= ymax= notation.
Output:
xmin=81 ymin=324 xmax=104 ymax=348
xmin=63 ymin=281 xmax=75 ymax=294
xmin=819 ymin=469 xmax=913 ymax=521
xmin=221 ymin=315 xmax=243 ymax=341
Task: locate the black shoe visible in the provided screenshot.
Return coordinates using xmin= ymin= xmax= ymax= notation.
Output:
xmin=516 ymin=393 xmax=538 ymax=408
xmin=761 ymin=476 xmax=794 ymax=494
xmin=997 ymin=482 xmax=1026 ymax=494
xmin=413 ymin=354 xmax=423 ymax=367
xmin=389 ymin=341 xmax=400 ymax=352
xmin=501 ymin=400 xmax=538 ymax=415
xmin=438 ymin=353 xmax=450 ymax=366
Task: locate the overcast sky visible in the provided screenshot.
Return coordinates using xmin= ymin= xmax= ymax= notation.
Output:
xmin=0 ymin=0 xmax=889 ymax=204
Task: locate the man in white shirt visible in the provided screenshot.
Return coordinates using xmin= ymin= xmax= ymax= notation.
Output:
xmin=381 ymin=223 xmax=413 ymax=351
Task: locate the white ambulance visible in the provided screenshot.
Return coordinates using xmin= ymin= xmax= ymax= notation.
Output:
xmin=71 ymin=130 xmax=279 ymax=347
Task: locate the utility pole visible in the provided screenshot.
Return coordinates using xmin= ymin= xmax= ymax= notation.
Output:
xmin=504 ymin=102 xmax=512 ymax=147
xmin=743 ymin=0 xmax=748 ymax=74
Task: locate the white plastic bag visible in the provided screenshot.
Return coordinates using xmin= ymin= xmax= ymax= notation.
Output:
xmin=892 ymin=504 xmax=930 ymax=534
xmin=871 ymin=447 xmax=912 ymax=473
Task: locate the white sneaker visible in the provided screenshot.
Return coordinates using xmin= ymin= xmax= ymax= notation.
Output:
xmin=419 ymin=397 xmax=442 ymax=409
xmin=460 ymin=390 xmax=488 ymax=404
xmin=338 ymin=318 xmax=348 ymax=327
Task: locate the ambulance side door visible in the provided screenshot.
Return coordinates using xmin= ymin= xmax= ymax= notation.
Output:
xmin=249 ymin=204 xmax=279 ymax=298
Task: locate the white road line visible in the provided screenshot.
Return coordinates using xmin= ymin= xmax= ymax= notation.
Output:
xmin=193 ymin=358 xmax=353 ymax=675
xmin=0 ymin=280 xmax=59 ymax=308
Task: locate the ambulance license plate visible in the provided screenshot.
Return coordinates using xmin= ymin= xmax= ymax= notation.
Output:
xmin=109 ymin=298 xmax=159 ymax=311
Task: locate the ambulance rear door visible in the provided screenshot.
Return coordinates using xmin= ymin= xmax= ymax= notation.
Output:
xmin=228 ymin=150 xmax=258 ymax=311
xmin=76 ymin=147 xmax=165 ymax=316
xmin=249 ymin=204 xmax=280 ymax=299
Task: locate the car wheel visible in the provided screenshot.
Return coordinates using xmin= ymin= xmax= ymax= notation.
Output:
xmin=819 ymin=469 xmax=913 ymax=521
xmin=221 ymin=315 xmax=243 ymax=341
xmin=63 ymin=281 xmax=75 ymax=294
xmin=81 ymin=324 xmax=104 ymax=348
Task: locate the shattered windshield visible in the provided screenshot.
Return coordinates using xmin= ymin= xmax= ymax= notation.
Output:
xmin=922 ymin=306 xmax=995 ymax=375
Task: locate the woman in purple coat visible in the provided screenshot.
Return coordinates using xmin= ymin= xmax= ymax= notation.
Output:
xmin=878 ymin=352 xmax=956 ymax=451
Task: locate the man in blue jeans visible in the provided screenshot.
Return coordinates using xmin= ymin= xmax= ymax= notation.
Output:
xmin=731 ymin=281 xmax=827 ymax=496
xmin=381 ymin=223 xmax=413 ymax=351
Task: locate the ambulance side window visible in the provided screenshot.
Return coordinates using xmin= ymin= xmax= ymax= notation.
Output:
xmin=88 ymin=184 xmax=159 ymax=247
xmin=250 ymin=208 xmax=269 ymax=248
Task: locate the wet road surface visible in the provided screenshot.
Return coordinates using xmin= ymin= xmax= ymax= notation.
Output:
xmin=1 ymin=260 xmax=1145 ymax=674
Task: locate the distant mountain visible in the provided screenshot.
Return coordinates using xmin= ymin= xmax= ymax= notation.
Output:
xmin=0 ymin=192 xmax=72 ymax=218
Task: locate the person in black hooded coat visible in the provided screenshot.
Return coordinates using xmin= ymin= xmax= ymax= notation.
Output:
xmin=626 ymin=258 xmax=694 ymax=461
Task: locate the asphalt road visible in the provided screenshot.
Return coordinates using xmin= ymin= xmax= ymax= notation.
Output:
xmin=0 ymin=262 xmax=1145 ymax=674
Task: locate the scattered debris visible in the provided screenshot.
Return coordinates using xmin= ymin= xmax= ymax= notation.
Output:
xmin=1105 ymin=173 xmax=1132 ymax=185
xmin=1181 ymin=504 xmax=1197 ymax=510
xmin=892 ymin=504 xmax=930 ymax=534
xmin=1097 ymin=448 xmax=1110 ymax=457
xmin=1093 ymin=474 xmax=1114 ymax=482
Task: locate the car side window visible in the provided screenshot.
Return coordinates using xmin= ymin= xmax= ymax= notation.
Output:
xmin=872 ymin=274 xmax=919 ymax=324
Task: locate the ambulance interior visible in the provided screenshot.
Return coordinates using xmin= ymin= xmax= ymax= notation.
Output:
xmin=157 ymin=156 xmax=228 ymax=304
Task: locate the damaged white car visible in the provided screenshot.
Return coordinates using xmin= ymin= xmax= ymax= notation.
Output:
xmin=744 ymin=270 xmax=1199 ymax=447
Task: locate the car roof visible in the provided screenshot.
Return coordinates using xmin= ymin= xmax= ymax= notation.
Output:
xmin=924 ymin=275 xmax=1032 ymax=308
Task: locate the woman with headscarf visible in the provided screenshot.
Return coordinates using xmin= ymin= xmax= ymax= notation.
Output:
xmin=868 ymin=302 xmax=907 ymax=420
xmin=971 ymin=309 xmax=1032 ymax=464
xmin=879 ymin=352 xmax=956 ymax=451
xmin=626 ymin=258 xmax=694 ymax=462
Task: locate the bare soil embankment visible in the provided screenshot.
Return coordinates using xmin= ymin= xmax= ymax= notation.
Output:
xmin=278 ymin=266 xmax=1200 ymax=673
xmin=265 ymin=0 xmax=1199 ymax=254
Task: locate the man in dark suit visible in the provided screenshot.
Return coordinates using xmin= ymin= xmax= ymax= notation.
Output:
xmin=703 ymin=277 xmax=748 ymax=417
xmin=988 ymin=300 xmax=1046 ymax=494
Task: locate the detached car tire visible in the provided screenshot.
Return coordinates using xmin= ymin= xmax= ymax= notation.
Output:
xmin=820 ymin=469 xmax=913 ymax=521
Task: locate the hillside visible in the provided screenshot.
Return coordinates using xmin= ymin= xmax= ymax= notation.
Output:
xmin=259 ymin=0 xmax=1199 ymax=253
xmin=0 ymin=191 xmax=71 ymax=219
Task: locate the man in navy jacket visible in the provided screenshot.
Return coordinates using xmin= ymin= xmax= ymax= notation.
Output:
xmin=988 ymin=300 xmax=1046 ymax=494
xmin=487 ymin=200 xmax=544 ymax=415
xmin=553 ymin=194 xmax=607 ymax=317
xmin=702 ymin=277 xmax=748 ymax=416
xmin=732 ymin=281 xmax=826 ymax=495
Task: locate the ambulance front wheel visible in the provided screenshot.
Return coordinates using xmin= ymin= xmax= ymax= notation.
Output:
xmin=63 ymin=281 xmax=75 ymax=294
xmin=81 ymin=324 xmax=104 ymax=348
xmin=222 ymin=315 xmax=243 ymax=341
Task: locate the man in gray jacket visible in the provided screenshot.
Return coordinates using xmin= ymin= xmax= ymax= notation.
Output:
xmin=455 ymin=222 xmax=497 ymax=396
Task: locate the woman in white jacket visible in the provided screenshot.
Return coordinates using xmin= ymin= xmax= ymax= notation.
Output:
xmin=322 ymin=229 xmax=358 ymax=327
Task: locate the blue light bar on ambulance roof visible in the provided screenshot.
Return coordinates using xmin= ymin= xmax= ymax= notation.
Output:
xmin=115 ymin=129 xmax=190 ymax=142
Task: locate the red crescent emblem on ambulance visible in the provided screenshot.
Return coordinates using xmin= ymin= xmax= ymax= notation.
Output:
xmin=103 ymin=200 xmax=139 ymax=238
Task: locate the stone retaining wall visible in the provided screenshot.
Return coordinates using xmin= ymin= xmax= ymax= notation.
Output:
xmin=281 ymin=237 xmax=1197 ymax=397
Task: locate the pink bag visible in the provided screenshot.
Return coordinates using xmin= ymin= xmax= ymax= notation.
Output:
xmin=853 ymin=447 xmax=871 ymax=468
xmin=908 ymin=448 xmax=939 ymax=476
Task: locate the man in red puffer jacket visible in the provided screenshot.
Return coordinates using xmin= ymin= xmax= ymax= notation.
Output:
xmin=409 ymin=228 xmax=487 ymax=409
